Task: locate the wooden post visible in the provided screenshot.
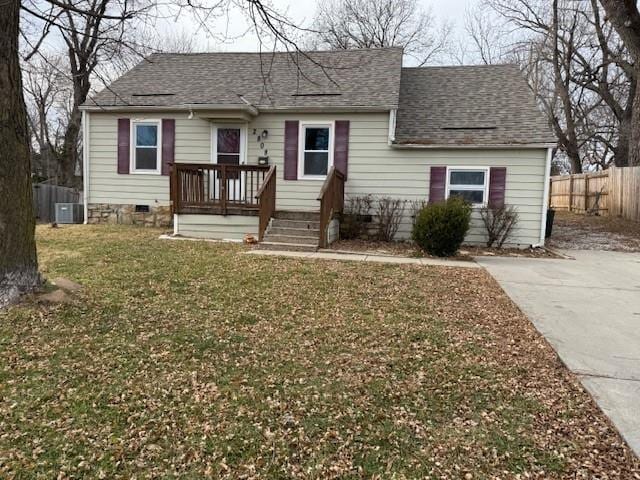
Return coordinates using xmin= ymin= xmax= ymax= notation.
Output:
xmin=568 ymin=175 xmax=574 ymax=212
xmin=584 ymin=174 xmax=589 ymax=213
xmin=220 ymin=164 xmax=227 ymax=216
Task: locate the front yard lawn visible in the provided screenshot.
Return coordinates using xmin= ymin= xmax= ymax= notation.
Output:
xmin=1 ymin=226 xmax=638 ymax=479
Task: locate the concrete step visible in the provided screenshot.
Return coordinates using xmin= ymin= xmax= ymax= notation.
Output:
xmin=270 ymin=219 xmax=320 ymax=230
xmin=263 ymin=234 xmax=319 ymax=245
xmin=255 ymin=242 xmax=318 ymax=252
xmin=274 ymin=210 xmax=320 ymax=221
xmin=268 ymin=226 xmax=320 ymax=236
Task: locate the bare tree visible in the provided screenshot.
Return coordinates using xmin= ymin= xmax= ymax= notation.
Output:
xmin=462 ymin=4 xmax=513 ymax=65
xmin=598 ymin=0 xmax=640 ymax=166
xmin=482 ymin=0 xmax=636 ymax=170
xmin=20 ymin=0 xmax=148 ymax=188
xmin=309 ymin=0 xmax=452 ymax=65
xmin=22 ymin=55 xmax=71 ymax=181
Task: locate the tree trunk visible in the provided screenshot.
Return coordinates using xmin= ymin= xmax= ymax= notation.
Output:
xmin=599 ymin=0 xmax=640 ymax=166
xmin=628 ymin=85 xmax=640 ymax=166
xmin=615 ymin=103 xmax=632 ymax=167
xmin=0 ymin=0 xmax=41 ymax=307
xmin=60 ymin=106 xmax=81 ymax=188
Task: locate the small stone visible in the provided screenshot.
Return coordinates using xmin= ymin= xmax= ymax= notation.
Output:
xmin=52 ymin=277 xmax=82 ymax=292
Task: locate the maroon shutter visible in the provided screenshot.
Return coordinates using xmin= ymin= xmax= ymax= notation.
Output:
xmin=161 ymin=119 xmax=175 ymax=176
xmin=284 ymin=120 xmax=299 ymax=180
xmin=489 ymin=167 xmax=507 ymax=207
xmin=117 ymin=118 xmax=130 ymax=174
xmin=429 ymin=166 xmax=447 ymax=203
xmin=333 ymin=120 xmax=350 ymax=179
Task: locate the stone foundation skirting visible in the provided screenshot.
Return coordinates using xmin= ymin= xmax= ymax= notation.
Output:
xmin=87 ymin=203 xmax=172 ymax=228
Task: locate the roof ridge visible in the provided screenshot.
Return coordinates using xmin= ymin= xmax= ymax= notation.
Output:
xmin=402 ymin=63 xmax=519 ymax=70
xmin=149 ymin=46 xmax=404 ymax=58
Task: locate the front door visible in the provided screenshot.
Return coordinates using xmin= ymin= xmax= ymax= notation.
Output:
xmin=213 ymin=126 xmax=245 ymax=202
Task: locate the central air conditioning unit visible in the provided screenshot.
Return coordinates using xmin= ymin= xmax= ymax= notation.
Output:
xmin=55 ymin=203 xmax=84 ymax=224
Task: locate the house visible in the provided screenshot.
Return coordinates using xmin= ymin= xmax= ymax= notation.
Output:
xmin=80 ymin=47 xmax=555 ymax=249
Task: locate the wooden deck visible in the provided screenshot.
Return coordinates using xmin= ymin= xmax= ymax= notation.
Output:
xmin=170 ymin=162 xmax=276 ymax=239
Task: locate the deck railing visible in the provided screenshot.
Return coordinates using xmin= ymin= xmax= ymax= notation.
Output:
xmin=317 ymin=166 xmax=345 ymax=248
xmin=171 ymin=163 xmax=272 ymax=216
xmin=255 ymin=166 xmax=277 ymax=241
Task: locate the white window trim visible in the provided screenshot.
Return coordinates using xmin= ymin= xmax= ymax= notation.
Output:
xmin=210 ymin=124 xmax=248 ymax=165
xmin=298 ymin=121 xmax=334 ymax=180
xmin=130 ymin=119 xmax=162 ymax=175
xmin=445 ymin=166 xmax=490 ymax=207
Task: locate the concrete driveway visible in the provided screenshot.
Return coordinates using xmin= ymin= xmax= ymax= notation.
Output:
xmin=476 ymin=250 xmax=640 ymax=457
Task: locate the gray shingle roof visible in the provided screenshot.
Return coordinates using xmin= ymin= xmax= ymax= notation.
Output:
xmin=87 ymin=48 xmax=403 ymax=110
xmin=394 ymin=65 xmax=555 ymax=146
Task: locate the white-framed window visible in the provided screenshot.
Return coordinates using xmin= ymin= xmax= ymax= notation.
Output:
xmin=299 ymin=122 xmax=334 ymax=179
xmin=131 ymin=120 xmax=161 ymax=174
xmin=445 ymin=167 xmax=489 ymax=206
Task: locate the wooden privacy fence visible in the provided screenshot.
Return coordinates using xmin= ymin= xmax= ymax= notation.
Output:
xmin=32 ymin=183 xmax=80 ymax=223
xmin=609 ymin=166 xmax=640 ymax=221
xmin=549 ymin=166 xmax=640 ymax=221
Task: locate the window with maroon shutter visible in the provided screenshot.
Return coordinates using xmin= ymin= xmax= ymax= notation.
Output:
xmin=488 ymin=167 xmax=507 ymax=207
xmin=299 ymin=123 xmax=332 ymax=178
xmin=445 ymin=167 xmax=490 ymax=206
xmin=429 ymin=166 xmax=447 ymax=203
xmin=161 ymin=119 xmax=175 ymax=176
xmin=117 ymin=118 xmax=130 ymax=174
xmin=334 ymin=120 xmax=349 ymax=179
xmin=130 ymin=120 xmax=162 ymax=173
xmin=284 ymin=120 xmax=299 ymax=180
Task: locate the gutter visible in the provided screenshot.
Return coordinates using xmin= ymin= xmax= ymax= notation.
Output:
xmin=79 ymin=103 xmax=259 ymax=116
xmin=390 ymin=142 xmax=558 ymax=150
xmin=79 ymin=103 xmax=396 ymax=115
xmin=387 ymin=109 xmax=397 ymax=145
xmin=536 ymin=147 xmax=553 ymax=247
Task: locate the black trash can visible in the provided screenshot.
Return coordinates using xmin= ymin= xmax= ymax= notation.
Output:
xmin=545 ymin=208 xmax=555 ymax=238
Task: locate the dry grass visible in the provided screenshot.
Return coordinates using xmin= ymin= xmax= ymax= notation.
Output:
xmin=0 ymin=225 xmax=638 ymax=479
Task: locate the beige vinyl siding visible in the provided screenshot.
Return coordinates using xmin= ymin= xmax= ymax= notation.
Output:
xmin=177 ymin=214 xmax=258 ymax=240
xmin=88 ymin=112 xmax=210 ymax=205
xmin=247 ymin=113 xmax=546 ymax=246
xmin=87 ymin=111 xmax=547 ymax=246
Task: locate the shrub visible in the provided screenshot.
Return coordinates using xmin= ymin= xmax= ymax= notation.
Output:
xmin=339 ymin=195 xmax=373 ymax=240
xmin=375 ymin=197 xmax=407 ymax=242
xmin=412 ymin=197 xmax=472 ymax=256
xmin=409 ymin=199 xmax=428 ymax=227
xmin=479 ymin=204 xmax=519 ymax=248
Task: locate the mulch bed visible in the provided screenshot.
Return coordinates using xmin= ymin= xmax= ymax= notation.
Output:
xmin=330 ymin=239 xmax=561 ymax=259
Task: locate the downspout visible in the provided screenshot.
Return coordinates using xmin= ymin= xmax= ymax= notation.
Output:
xmin=82 ymin=110 xmax=89 ymax=224
xmin=538 ymin=147 xmax=553 ymax=246
xmin=387 ymin=109 xmax=397 ymax=146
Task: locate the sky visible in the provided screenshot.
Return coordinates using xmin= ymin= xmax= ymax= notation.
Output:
xmin=155 ymin=0 xmax=480 ymax=59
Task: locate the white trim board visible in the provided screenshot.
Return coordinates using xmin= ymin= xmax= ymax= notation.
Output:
xmin=130 ymin=119 xmax=162 ymax=175
xmin=297 ymin=120 xmax=335 ymax=181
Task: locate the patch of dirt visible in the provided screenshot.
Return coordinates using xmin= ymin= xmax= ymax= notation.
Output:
xmin=547 ymin=211 xmax=640 ymax=251
xmin=329 ymin=239 xmax=423 ymax=257
xmin=37 ymin=289 xmax=71 ymax=304
xmin=460 ymin=245 xmax=561 ymax=258
xmin=52 ymin=277 xmax=82 ymax=292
